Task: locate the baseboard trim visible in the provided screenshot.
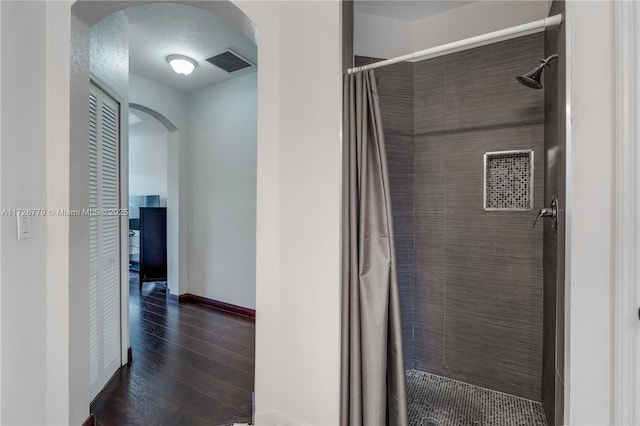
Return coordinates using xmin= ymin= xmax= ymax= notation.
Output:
xmin=253 ymin=409 xmax=311 ymax=426
xmin=178 ymin=293 xmax=255 ymax=319
xmin=168 ymin=292 xmax=189 ymax=303
xmin=82 ymin=413 xmax=96 ymax=426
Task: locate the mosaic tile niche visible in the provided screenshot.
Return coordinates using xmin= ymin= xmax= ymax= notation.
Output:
xmin=484 ymin=150 xmax=534 ymax=210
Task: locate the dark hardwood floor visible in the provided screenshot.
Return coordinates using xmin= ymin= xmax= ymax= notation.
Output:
xmin=91 ymin=272 xmax=255 ymax=426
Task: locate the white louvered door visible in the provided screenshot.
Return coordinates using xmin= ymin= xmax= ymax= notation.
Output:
xmin=89 ymin=82 xmax=122 ymax=401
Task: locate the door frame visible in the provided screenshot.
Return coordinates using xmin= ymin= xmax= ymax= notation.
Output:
xmin=563 ymin=2 xmax=639 ymax=422
xmin=612 ymin=1 xmax=640 ymax=423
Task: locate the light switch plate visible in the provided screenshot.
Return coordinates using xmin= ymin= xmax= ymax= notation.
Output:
xmin=17 ymin=215 xmax=31 ymax=240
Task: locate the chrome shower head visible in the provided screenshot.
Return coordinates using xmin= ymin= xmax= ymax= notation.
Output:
xmin=517 ymin=54 xmax=558 ymax=89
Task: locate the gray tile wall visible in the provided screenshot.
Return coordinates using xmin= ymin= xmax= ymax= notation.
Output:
xmin=342 ymin=1 xmax=353 ymax=72
xmin=414 ymin=34 xmax=544 ymax=402
xmin=542 ymin=1 xmax=566 ymax=424
xmin=356 ymin=31 xmax=545 ymax=402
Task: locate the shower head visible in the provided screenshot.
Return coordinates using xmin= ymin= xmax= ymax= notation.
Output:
xmin=517 ymin=54 xmax=558 ymax=89
xmin=517 ymin=66 xmax=545 ymax=89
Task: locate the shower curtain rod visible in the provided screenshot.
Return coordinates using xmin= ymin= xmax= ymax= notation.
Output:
xmin=347 ymin=14 xmax=563 ymax=74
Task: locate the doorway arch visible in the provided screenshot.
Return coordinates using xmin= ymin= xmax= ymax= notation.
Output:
xmin=128 ymin=103 xmax=181 ymax=298
xmin=129 ymin=104 xmax=178 ymax=132
xmin=69 ymin=2 xmax=258 ymax=423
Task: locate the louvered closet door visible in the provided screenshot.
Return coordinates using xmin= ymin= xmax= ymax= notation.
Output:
xmin=89 ymin=82 xmax=121 ymax=401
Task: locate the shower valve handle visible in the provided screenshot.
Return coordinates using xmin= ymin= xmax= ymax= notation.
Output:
xmin=532 ymin=197 xmax=558 ymax=228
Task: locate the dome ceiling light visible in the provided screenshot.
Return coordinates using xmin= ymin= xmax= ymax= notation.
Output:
xmin=166 ymin=54 xmax=197 ymax=76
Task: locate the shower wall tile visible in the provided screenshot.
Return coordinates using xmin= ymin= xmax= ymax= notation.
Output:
xmin=544 ymin=57 xmax=560 ymax=166
xmin=543 ymin=156 xmax=559 ymax=392
xmin=543 ymin=1 xmax=566 ymax=423
xmin=555 ymin=209 xmax=565 ymax=380
xmin=414 ymin=57 xmax=445 ymax=135
xmin=444 ymin=247 xmax=543 ymax=400
xmin=414 ymin=134 xmax=446 ymax=375
xmin=413 ymin=33 xmax=545 ymax=401
xmin=396 ymin=231 xmax=415 ymax=368
xmin=342 ymin=0 xmax=354 ymax=72
xmin=443 ymin=34 xmax=545 ymax=94
xmin=386 ymin=135 xmax=415 ymax=237
xmin=414 ymin=135 xmax=445 ymax=215
xmin=442 ymin=82 xmax=543 ymax=133
xmin=413 ymin=223 xmax=446 ymax=376
xmin=441 ymin=126 xmax=543 ymax=401
xmin=554 ymin=372 xmax=564 ymax=426
xmin=395 ymin=247 xmax=415 ymax=367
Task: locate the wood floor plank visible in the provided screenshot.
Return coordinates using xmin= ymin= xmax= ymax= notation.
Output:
xmin=131 ymin=297 xmax=237 ymax=331
xmin=136 ymin=309 xmax=254 ymax=357
xmin=131 ymin=339 xmax=253 ymax=411
xmin=132 ymin=300 xmax=255 ymax=355
xmin=133 ymin=318 xmax=255 ymax=374
xmin=130 ymin=286 xmax=254 ymax=336
xmin=129 ymin=329 xmax=255 ymax=390
xmin=127 ymin=353 xmax=245 ymax=422
xmin=93 ymin=366 xmax=208 ymax=426
xmin=91 ymin=274 xmax=255 ymax=425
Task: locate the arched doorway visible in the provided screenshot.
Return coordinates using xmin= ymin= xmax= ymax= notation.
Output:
xmin=70 ymin=2 xmax=258 ymax=423
xmin=128 ymin=104 xmax=179 ymax=298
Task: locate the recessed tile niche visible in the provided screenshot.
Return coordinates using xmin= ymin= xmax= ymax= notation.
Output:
xmin=484 ymin=150 xmax=534 ymax=211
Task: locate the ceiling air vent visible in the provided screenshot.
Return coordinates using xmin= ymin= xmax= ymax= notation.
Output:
xmin=206 ymin=50 xmax=253 ymax=73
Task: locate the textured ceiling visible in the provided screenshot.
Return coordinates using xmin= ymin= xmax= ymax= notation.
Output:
xmin=354 ymin=0 xmax=476 ymax=21
xmin=123 ymin=3 xmax=257 ymax=93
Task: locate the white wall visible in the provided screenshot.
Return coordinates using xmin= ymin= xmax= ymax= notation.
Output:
xmin=565 ymin=1 xmax=615 ymax=424
xmin=0 ymin=2 xmax=48 ymax=424
xmin=68 ymin=11 xmax=92 ymax=424
xmin=46 ymin=2 xmax=72 ymax=424
xmin=354 ymin=12 xmax=411 ymax=59
xmin=355 ymin=0 xmax=549 ymax=59
xmin=410 ymin=1 xmax=549 ymax=53
xmin=0 ymin=3 xmax=3 ymax=420
xmin=188 ymin=72 xmax=257 ymax=309
xmin=233 ymin=2 xmax=343 ymax=424
xmin=129 ymin=110 xmax=169 ymax=206
xmin=129 ymin=73 xmax=188 ymax=297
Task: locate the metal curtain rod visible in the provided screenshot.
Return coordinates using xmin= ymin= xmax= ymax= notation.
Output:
xmin=348 ymin=14 xmax=563 ymax=74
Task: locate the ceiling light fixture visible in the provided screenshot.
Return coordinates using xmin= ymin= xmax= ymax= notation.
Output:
xmin=167 ymin=54 xmax=197 ymax=76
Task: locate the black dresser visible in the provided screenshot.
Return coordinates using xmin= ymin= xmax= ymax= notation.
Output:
xmin=139 ymin=207 xmax=167 ymax=290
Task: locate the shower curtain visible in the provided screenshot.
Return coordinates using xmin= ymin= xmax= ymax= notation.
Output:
xmin=340 ymin=70 xmax=408 ymax=426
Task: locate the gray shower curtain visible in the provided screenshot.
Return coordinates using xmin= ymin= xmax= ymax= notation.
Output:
xmin=340 ymin=70 xmax=408 ymax=426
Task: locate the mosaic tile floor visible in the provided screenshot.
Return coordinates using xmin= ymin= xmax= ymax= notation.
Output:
xmin=407 ymin=370 xmax=548 ymax=426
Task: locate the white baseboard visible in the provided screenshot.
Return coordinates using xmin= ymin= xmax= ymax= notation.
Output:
xmin=253 ymin=410 xmax=277 ymax=426
xmin=253 ymin=410 xmax=311 ymax=426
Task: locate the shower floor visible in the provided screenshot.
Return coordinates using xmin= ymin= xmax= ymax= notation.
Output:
xmin=407 ymin=370 xmax=547 ymax=426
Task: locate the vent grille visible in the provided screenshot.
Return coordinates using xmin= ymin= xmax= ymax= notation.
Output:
xmin=484 ymin=150 xmax=533 ymax=211
xmin=206 ymin=50 xmax=253 ymax=73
